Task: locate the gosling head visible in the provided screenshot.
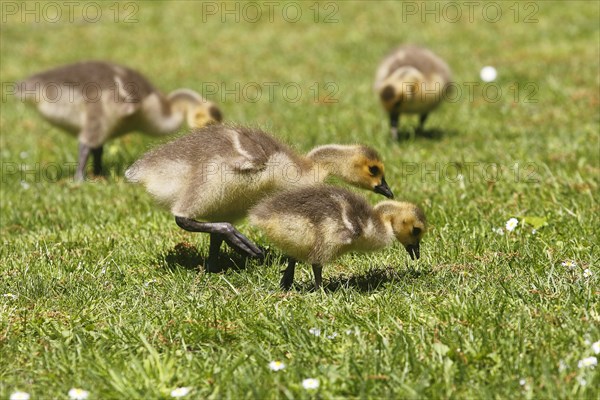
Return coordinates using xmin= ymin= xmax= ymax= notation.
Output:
xmin=307 ymin=145 xmax=394 ymax=199
xmin=379 ymin=66 xmax=424 ymax=112
xmin=376 ymin=201 xmax=427 ymax=259
xmin=353 ymin=146 xmax=394 ymax=199
xmin=168 ymin=89 xmax=223 ymax=128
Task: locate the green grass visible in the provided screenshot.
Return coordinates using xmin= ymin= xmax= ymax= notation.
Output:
xmin=1 ymin=1 xmax=599 ymax=398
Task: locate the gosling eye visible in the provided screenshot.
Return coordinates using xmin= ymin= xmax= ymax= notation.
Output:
xmin=412 ymin=227 xmax=422 ymax=236
xmin=368 ymin=166 xmax=380 ymax=176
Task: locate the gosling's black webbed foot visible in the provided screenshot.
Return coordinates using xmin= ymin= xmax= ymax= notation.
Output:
xmin=219 ymin=225 xmax=262 ymax=258
xmin=174 ymin=217 xmax=262 ymax=258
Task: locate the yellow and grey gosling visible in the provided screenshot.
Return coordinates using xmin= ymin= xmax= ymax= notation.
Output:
xmin=374 ymin=45 xmax=451 ymax=139
xmin=249 ymin=185 xmax=426 ymax=290
xmin=18 ymin=60 xmax=222 ymax=180
xmin=125 ymin=124 xmax=394 ymax=271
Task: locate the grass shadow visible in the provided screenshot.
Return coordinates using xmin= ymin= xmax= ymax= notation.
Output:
xmin=292 ymin=265 xmax=429 ymax=293
xmin=157 ymin=241 xmax=269 ymax=273
xmin=158 ymin=242 xmax=203 ymax=270
xmin=394 ymin=127 xmax=457 ymax=141
xmin=415 ymin=127 xmax=452 ymax=140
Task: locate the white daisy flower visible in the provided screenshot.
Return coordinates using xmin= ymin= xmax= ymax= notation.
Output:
xmin=302 ymin=378 xmax=320 ymax=390
xmin=170 ymin=387 xmax=191 ymax=398
xmin=558 ymin=360 xmax=567 ymax=372
xmin=20 ymin=181 xmax=30 ymax=190
xmin=531 ymin=229 xmax=537 ymax=235
xmin=505 ymin=218 xmax=518 ymax=232
xmin=480 ymin=66 xmax=497 ymax=82
xmin=592 ymin=341 xmax=600 ymax=354
xmin=457 ymin=174 xmax=466 ymax=190
xmin=3 ymin=293 xmax=17 ymax=299
xmin=519 ymin=378 xmax=526 ymax=386
xmin=326 ymin=332 xmax=338 ymax=340
xmin=583 ymin=269 xmax=592 ymax=278
xmin=493 ymin=227 xmax=504 ymax=236
xmin=144 ymin=279 xmax=157 ymax=287
xmin=578 ymin=356 xmax=597 ymax=369
xmin=10 ymin=392 xmax=30 ymax=400
xmin=268 ymin=361 xmax=285 ymax=371
xmin=68 ymin=388 xmax=89 ymax=400
xmin=308 ymin=327 xmax=321 ymax=337
xmin=561 ymin=260 xmax=577 ymax=270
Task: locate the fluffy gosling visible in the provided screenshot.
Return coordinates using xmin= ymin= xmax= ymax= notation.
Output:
xmin=374 ymin=45 xmax=451 ymax=139
xmin=18 ymin=60 xmax=222 ymax=180
xmin=125 ymin=124 xmax=394 ymax=271
xmin=249 ymin=185 xmax=426 ymax=290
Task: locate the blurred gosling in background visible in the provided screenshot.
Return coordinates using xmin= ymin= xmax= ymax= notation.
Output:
xmin=18 ymin=60 xmax=223 ymax=181
xmin=374 ymin=45 xmax=451 ymax=139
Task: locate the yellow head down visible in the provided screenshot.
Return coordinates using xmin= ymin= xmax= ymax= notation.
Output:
xmin=168 ymin=89 xmax=223 ymax=128
xmin=349 ymin=147 xmax=393 ymax=198
xmin=307 ymin=145 xmax=394 ymax=199
xmin=188 ymin=100 xmax=223 ymax=128
xmin=375 ymin=201 xmax=427 ymax=259
xmin=379 ymin=67 xmax=424 ymax=112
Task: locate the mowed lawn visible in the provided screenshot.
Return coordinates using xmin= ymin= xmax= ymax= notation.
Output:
xmin=1 ymin=1 xmax=599 ymax=398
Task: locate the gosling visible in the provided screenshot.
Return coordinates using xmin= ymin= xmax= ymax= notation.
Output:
xmin=374 ymin=45 xmax=451 ymax=139
xmin=125 ymin=124 xmax=394 ymax=271
xmin=249 ymin=185 xmax=426 ymax=290
xmin=18 ymin=60 xmax=223 ymax=181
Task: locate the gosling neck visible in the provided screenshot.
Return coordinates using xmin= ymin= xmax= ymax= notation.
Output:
xmin=352 ymin=203 xmax=396 ymax=251
xmin=141 ymin=92 xmax=187 ymax=135
xmin=168 ymin=89 xmax=204 ymax=127
xmin=373 ymin=201 xmax=399 ymax=239
xmin=305 ymin=144 xmax=358 ymax=183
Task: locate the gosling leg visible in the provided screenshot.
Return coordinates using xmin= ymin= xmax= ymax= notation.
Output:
xmin=206 ymin=233 xmax=224 ymax=272
xmin=389 ymin=110 xmax=400 ymax=141
xmin=77 ymin=108 xmax=104 ymax=181
xmin=417 ymin=113 xmax=429 ymax=133
xmin=91 ymin=146 xmax=104 ymax=176
xmin=75 ymin=142 xmax=91 ymax=182
xmin=312 ymin=264 xmax=323 ymax=290
xmin=175 ymin=217 xmax=262 ymax=261
xmin=280 ymin=259 xmax=296 ymax=290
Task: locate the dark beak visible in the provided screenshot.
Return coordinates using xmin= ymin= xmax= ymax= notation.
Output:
xmin=374 ymin=177 xmax=394 ymax=199
xmin=405 ymin=243 xmax=420 ymax=260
